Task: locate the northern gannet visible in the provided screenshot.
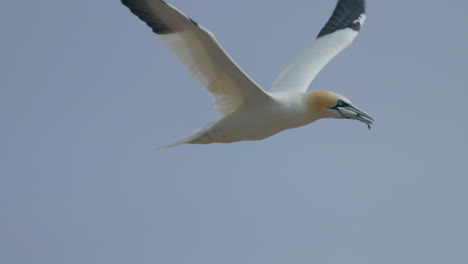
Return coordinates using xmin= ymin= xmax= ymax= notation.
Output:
xmin=121 ymin=0 xmax=373 ymax=147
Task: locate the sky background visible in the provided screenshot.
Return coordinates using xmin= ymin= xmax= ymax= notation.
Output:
xmin=2 ymin=0 xmax=468 ymax=263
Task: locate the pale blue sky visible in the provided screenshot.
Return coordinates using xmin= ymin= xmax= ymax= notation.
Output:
xmin=2 ymin=0 xmax=468 ymax=263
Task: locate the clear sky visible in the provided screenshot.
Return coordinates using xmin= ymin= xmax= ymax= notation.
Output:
xmin=2 ymin=0 xmax=468 ymax=263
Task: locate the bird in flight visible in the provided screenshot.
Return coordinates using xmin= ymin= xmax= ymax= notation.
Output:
xmin=121 ymin=0 xmax=373 ymax=148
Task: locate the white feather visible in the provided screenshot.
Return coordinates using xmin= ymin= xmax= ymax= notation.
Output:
xmin=132 ymin=0 xmax=272 ymax=116
xmin=270 ymin=26 xmax=362 ymax=93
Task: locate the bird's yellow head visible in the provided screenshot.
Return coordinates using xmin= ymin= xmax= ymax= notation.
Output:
xmin=306 ymin=90 xmax=374 ymax=129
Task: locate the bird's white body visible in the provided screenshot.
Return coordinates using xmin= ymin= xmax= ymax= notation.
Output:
xmin=183 ymin=92 xmax=313 ymax=145
xmin=122 ymin=0 xmax=374 ymax=148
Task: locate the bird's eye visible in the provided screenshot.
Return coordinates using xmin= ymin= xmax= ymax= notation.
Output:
xmin=337 ymin=100 xmax=346 ymax=106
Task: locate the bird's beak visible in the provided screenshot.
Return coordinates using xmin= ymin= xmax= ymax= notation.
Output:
xmin=336 ymin=104 xmax=374 ymax=129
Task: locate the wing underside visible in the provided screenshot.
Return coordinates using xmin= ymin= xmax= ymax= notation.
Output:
xmin=122 ymin=0 xmax=271 ymax=116
xmin=271 ymin=0 xmax=366 ymax=93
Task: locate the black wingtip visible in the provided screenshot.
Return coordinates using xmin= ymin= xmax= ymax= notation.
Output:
xmin=317 ymin=0 xmax=366 ymax=38
xmin=122 ymin=0 xmax=174 ymax=35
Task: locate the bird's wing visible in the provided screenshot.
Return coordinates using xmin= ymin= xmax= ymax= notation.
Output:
xmin=122 ymin=0 xmax=271 ymax=116
xmin=270 ymin=0 xmax=366 ymax=93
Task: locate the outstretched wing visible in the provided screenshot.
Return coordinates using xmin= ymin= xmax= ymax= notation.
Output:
xmin=122 ymin=0 xmax=271 ymax=116
xmin=270 ymin=0 xmax=366 ymax=93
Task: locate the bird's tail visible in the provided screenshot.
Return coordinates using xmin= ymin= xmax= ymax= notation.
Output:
xmin=158 ymin=139 xmax=188 ymax=149
xmin=159 ymin=120 xmax=218 ymax=149
xmin=158 ymin=129 xmax=204 ymax=149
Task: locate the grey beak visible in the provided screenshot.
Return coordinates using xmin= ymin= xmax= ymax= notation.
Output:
xmin=336 ymin=105 xmax=374 ymax=129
